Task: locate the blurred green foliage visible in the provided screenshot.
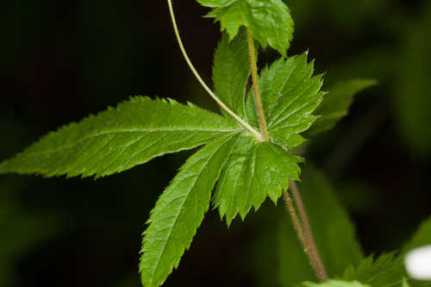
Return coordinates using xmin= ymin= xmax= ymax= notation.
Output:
xmin=0 ymin=181 xmax=58 ymax=287
xmin=250 ymin=168 xmax=363 ymax=286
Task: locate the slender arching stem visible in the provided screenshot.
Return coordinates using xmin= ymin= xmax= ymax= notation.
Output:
xmin=166 ymin=0 xmax=263 ymax=141
xmin=246 ymin=30 xmax=270 ymax=141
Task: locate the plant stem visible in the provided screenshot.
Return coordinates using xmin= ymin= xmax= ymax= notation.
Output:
xmin=246 ymin=29 xmax=270 ymax=141
xmin=283 ymin=191 xmax=306 ymax=245
xmin=166 ymin=0 xmax=263 ymax=141
xmin=289 ymin=182 xmax=328 ymax=280
xmin=283 ymin=191 xmax=320 ymax=276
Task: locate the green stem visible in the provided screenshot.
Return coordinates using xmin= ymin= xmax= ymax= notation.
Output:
xmin=283 ymin=191 xmax=320 ymax=276
xmin=246 ymin=29 xmax=270 ymax=141
xmin=289 ymin=182 xmax=328 ymax=280
xmin=166 ymin=0 xmax=263 ymax=141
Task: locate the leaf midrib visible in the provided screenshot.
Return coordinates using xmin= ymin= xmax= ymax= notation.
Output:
xmin=22 ymin=127 xmax=241 ymax=156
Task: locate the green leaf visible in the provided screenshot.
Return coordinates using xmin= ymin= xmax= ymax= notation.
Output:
xmin=403 ymin=279 xmax=412 ymax=287
xmin=342 ymin=218 xmax=431 ymax=287
xmin=402 ymin=217 xmax=431 ymax=253
xmin=214 ymin=135 xmax=301 ymax=224
xmin=250 ymin=167 xmax=362 ymax=287
xmin=0 ymin=97 xmax=239 ymax=178
xmin=213 ymin=31 xmax=249 ymax=117
xmin=342 ymin=254 xmax=405 ymax=287
xmin=246 ymin=54 xmax=324 ymax=148
xmin=301 ymin=280 xmax=370 ymax=287
xmin=139 ymin=134 xmax=237 ymax=287
xmin=197 ymin=0 xmax=237 ymax=7
xmin=203 ymin=0 xmax=294 ymax=55
xmin=0 ymin=182 xmax=58 ymax=287
xmin=401 ymin=217 xmax=431 ymax=287
xmin=309 ymin=79 xmax=377 ymax=135
xmin=395 ymin=4 xmax=431 ymax=156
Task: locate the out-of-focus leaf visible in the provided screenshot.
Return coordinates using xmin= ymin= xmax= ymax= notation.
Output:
xmin=342 ymin=254 xmax=405 ymax=287
xmin=0 ymin=182 xmax=58 ymax=287
xmin=402 ymin=217 xmax=431 ymax=253
xmin=395 ymin=4 xmax=431 ymax=156
xmin=401 ymin=217 xmax=431 ymax=286
xmin=308 ymin=79 xmax=377 ymax=135
xmin=251 ymin=167 xmax=362 ymax=286
xmin=301 ymin=280 xmax=369 ymax=287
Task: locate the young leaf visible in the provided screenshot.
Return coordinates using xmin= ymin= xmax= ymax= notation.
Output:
xmin=342 ymin=254 xmax=405 ymax=287
xmin=250 ymin=167 xmax=362 ymax=287
xmin=214 ymin=135 xmax=301 ymax=224
xmin=213 ymin=31 xmax=250 ymax=117
xmin=139 ymin=135 xmax=237 ymax=287
xmin=246 ymin=54 xmax=324 ymax=149
xmin=200 ymin=0 xmax=294 ymax=55
xmin=308 ymin=79 xmax=377 ymax=135
xmin=0 ymin=97 xmax=239 ymax=178
xmin=301 ymin=280 xmax=370 ymax=287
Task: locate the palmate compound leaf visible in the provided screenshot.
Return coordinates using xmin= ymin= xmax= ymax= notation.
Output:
xmin=198 ymin=0 xmax=294 ymax=55
xmin=0 ymin=96 xmax=240 ymax=178
xmin=139 ymin=133 xmax=303 ymax=286
xmin=301 ymin=280 xmax=370 ymax=287
xmin=213 ymin=30 xmax=250 ymax=117
xmin=211 ymin=49 xmax=329 ymax=223
xmin=140 ymin=134 xmax=238 ymax=287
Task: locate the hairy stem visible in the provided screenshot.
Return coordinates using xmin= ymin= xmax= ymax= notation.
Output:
xmin=283 ymin=191 xmax=306 ymax=245
xmin=289 ymin=182 xmax=328 ymax=280
xmin=283 ymin=191 xmax=320 ymax=276
xmin=246 ymin=29 xmax=269 ymax=141
xmin=166 ymin=0 xmax=263 ymax=141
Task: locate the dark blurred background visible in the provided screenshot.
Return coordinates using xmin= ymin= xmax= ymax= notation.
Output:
xmin=0 ymin=0 xmax=430 ymax=286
